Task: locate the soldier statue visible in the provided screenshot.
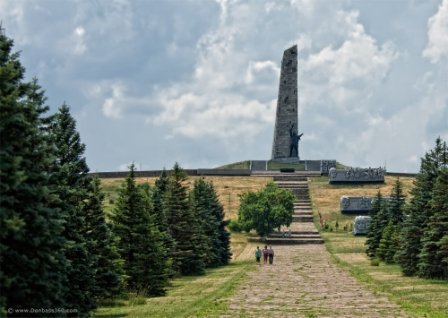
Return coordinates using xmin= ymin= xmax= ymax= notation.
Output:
xmin=289 ymin=123 xmax=303 ymax=157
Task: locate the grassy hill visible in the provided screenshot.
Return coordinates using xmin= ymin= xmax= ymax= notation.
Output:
xmin=101 ymin=175 xmax=270 ymax=220
xmin=97 ymin=173 xmax=448 ymax=317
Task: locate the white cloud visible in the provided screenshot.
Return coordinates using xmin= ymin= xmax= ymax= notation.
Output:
xmin=300 ymin=10 xmax=397 ymax=111
xmin=73 ymin=26 xmax=87 ymax=54
xmin=423 ymin=0 xmax=448 ymax=63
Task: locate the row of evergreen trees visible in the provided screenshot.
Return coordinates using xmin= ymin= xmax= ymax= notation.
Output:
xmin=0 ymin=29 xmax=231 ymax=316
xmin=366 ymin=138 xmax=448 ymax=280
xmin=111 ymin=163 xmax=232 ymax=296
xmin=0 ymin=29 xmax=122 ymax=316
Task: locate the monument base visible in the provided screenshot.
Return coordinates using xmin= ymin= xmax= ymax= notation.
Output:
xmin=271 ymin=157 xmax=301 ymax=163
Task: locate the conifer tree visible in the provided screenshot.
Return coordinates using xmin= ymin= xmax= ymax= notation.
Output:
xmin=365 ymin=191 xmax=386 ymax=258
xmin=0 ymin=30 xmax=68 ymax=313
xmin=152 ymin=169 xmax=169 ymax=233
xmin=83 ymin=177 xmax=123 ymax=299
xmin=165 ymin=163 xmax=205 ymax=275
xmin=190 ymin=179 xmax=216 ymax=266
xmin=206 ymin=182 xmax=232 ymax=265
xmin=397 ymin=138 xmax=448 ymax=276
xmin=388 ymin=178 xmax=406 ymax=226
xmin=376 ymin=179 xmax=406 ymax=263
xmin=376 ymin=222 xmax=395 ymax=263
xmin=417 ymin=168 xmax=448 ymax=279
xmin=112 ymin=164 xmax=169 ymax=295
xmin=49 ymin=104 xmax=97 ymax=314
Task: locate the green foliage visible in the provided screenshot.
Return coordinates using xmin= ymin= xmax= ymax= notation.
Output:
xmin=417 ymin=168 xmax=448 ymax=279
xmin=365 ymin=179 xmax=405 ymax=262
xmin=112 ymin=164 xmax=170 ymax=295
xmin=228 ymin=219 xmax=242 ymax=232
xmin=388 ymin=178 xmax=406 ymax=225
xmin=152 ymin=169 xmax=169 ymax=234
xmin=50 ymin=103 xmax=97 ymax=314
xmin=377 ymin=223 xmax=400 ymax=264
xmin=237 ymin=182 xmax=294 ymax=237
xmin=205 ymin=181 xmax=232 ymax=266
xmin=370 ymin=258 xmax=380 ymax=266
xmin=165 ymin=163 xmax=205 ymax=275
xmin=365 ymin=191 xmax=388 ymax=258
xmin=83 ymin=177 xmax=124 ymax=300
xmin=396 ymin=137 xmax=448 ymax=277
xmin=0 ymin=29 xmax=68 ymax=312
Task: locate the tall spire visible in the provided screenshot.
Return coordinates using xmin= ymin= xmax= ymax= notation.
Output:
xmin=271 ymin=45 xmax=300 ymax=160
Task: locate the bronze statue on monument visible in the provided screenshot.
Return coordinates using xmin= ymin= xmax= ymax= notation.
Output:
xmin=289 ymin=123 xmax=303 ymax=158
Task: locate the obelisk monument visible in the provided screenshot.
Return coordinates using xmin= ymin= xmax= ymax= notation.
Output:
xmin=271 ymin=45 xmax=302 ymax=160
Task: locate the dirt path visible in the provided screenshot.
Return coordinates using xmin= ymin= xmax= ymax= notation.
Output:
xmin=223 ymin=244 xmax=410 ymax=318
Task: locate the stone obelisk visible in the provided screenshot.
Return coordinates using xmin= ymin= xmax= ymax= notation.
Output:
xmin=271 ymin=45 xmax=300 ymax=160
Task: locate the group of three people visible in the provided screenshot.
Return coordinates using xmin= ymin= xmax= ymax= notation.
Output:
xmin=255 ymin=245 xmax=274 ymax=265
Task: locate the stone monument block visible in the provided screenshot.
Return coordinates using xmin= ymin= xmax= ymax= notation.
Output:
xmin=320 ymin=160 xmax=337 ymax=175
xmin=329 ymin=167 xmax=385 ymax=184
xmin=271 ymin=45 xmax=302 ymax=160
xmin=340 ymin=196 xmax=373 ymax=214
xmin=353 ymin=216 xmax=371 ymax=235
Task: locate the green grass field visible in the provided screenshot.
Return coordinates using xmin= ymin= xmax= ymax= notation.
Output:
xmin=309 ymin=173 xmax=448 ymax=318
xmin=95 ymin=174 xmax=447 ymax=317
xmin=320 ymin=232 xmax=448 ymax=318
xmin=95 ymin=260 xmax=254 ymax=318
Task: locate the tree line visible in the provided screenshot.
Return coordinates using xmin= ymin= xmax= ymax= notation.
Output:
xmin=0 ymin=29 xmax=231 ymax=317
xmin=366 ymin=137 xmax=448 ymax=280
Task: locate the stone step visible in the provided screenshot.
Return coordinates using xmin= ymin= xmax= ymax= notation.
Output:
xmin=269 ymin=233 xmax=321 ymax=239
xmin=293 ymin=212 xmax=313 ymax=216
xmin=293 ymin=216 xmax=314 ymax=222
xmin=273 ymin=176 xmax=308 ymax=181
xmin=247 ymin=237 xmax=323 ymax=245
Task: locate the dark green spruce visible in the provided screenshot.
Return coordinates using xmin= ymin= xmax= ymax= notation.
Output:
xmin=49 ymin=103 xmax=97 ymax=315
xmin=396 ymin=138 xmax=448 ymax=276
xmin=83 ymin=177 xmax=123 ymax=299
xmin=165 ymin=163 xmax=205 ymax=275
xmin=112 ymin=164 xmax=170 ymax=295
xmin=418 ymin=167 xmax=448 ymax=279
xmin=377 ymin=179 xmax=405 ymax=264
xmin=365 ymin=191 xmax=387 ymax=259
xmin=0 ymin=29 xmax=68 ymax=315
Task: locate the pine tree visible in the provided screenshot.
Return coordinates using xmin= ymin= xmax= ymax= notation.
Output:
xmin=112 ymin=164 xmax=169 ymax=295
xmin=365 ymin=191 xmax=386 ymax=258
xmin=165 ymin=163 xmax=205 ymax=275
xmin=0 ymin=30 xmax=68 ymax=313
xmin=190 ymin=179 xmax=216 ymax=267
xmin=388 ymin=178 xmax=406 ymax=226
xmin=206 ymin=181 xmax=232 ymax=266
xmin=377 ymin=222 xmax=395 ymax=263
xmin=376 ymin=179 xmax=406 ymax=263
xmin=417 ymin=168 xmax=448 ymax=279
xmin=152 ymin=169 xmax=169 ymax=234
xmin=83 ymin=177 xmax=123 ymax=299
xmin=49 ymin=104 xmax=96 ymax=314
xmin=396 ymin=138 xmax=448 ymax=276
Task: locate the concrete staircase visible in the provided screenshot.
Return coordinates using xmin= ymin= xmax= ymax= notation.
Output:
xmin=258 ymin=174 xmax=323 ymax=245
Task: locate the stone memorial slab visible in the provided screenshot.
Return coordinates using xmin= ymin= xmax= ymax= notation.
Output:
xmin=329 ymin=167 xmax=385 ymax=183
xmin=340 ymin=196 xmax=373 ymax=214
xmin=353 ymin=216 xmax=371 ymax=235
xmin=320 ymin=160 xmax=336 ymax=174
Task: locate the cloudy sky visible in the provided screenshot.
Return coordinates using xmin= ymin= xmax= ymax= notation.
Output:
xmin=1 ymin=0 xmax=447 ymax=172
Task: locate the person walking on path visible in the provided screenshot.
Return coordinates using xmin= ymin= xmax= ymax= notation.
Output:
xmin=268 ymin=245 xmax=275 ymax=265
xmin=255 ymin=246 xmax=262 ymax=265
xmin=263 ymin=245 xmax=269 ymax=264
